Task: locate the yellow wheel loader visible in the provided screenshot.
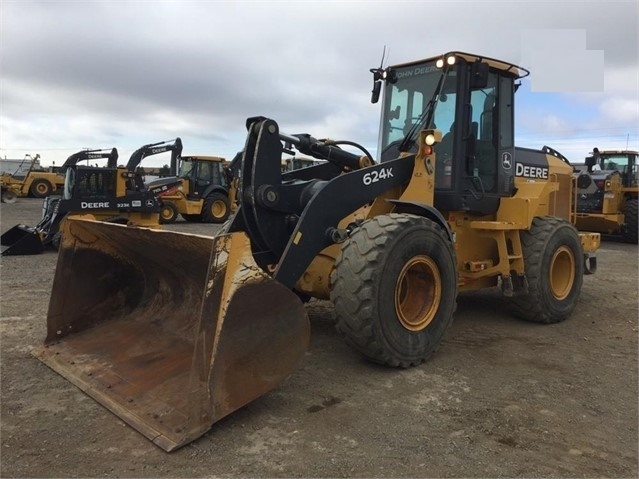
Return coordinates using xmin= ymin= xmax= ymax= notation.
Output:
xmin=33 ymin=52 xmax=599 ymax=451
xmin=574 ymin=149 xmax=638 ymax=243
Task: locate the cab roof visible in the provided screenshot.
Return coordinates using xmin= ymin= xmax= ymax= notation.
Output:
xmin=391 ymin=51 xmax=530 ymax=79
xmin=599 ymin=150 xmax=638 ymax=156
xmin=182 ymin=155 xmax=226 ymax=162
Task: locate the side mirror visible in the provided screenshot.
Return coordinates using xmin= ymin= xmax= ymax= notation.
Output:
xmin=371 ymin=81 xmax=382 ymax=104
xmin=470 ymin=61 xmax=489 ymax=89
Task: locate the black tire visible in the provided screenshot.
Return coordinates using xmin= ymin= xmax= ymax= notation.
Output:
xmin=330 ymin=213 xmax=457 ymax=368
xmin=181 ymin=213 xmax=203 ymax=222
xmin=1 ymin=188 xmax=17 ymax=204
xmin=508 ymin=216 xmax=584 ymax=324
xmin=202 ymin=192 xmax=230 ymax=223
xmin=30 ymin=179 xmax=52 ymax=198
xmin=622 ymin=199 xmax=638 ymax=244
xmin=159 ymin=201 xmax=178 ymax=224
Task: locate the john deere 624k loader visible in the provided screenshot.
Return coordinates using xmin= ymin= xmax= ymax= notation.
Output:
xmin=33 ymin=52 xmax=599 ymax=451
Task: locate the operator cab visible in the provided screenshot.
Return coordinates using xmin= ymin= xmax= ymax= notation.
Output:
xmin=178 ymin=156 xmax=228 ymax=198
xmin=374 ymin=52 xmax=529 ymax=215
xmin=588 ymin=150 xmax=638 ymax=188
xmin=63 ymin=166 xmax=117 ymax=200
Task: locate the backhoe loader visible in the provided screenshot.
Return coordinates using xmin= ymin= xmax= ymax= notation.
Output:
xmin=33 ymin=51 xmax=599 ymax=452
xmin=1 ymin=149 xmax=160 ymax=256
xmin=146 ymin=154 xmax=236 ymax=224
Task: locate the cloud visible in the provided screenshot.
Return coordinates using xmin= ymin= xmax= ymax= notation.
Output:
xmin=599 ymin=96 xmax=639 ymax=124
xmin=1 ymin=0 xmax=637 ymax=165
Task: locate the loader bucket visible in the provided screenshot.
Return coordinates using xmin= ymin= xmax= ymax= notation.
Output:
xmin=1 ymin=224 xmax=44 ymax=256
xmin=32 ymin=218 xmax=310 ymax=452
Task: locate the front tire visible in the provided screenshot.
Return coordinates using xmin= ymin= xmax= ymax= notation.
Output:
xmin=159 ymin=201 xmax=178 ymax=224
xmin=508 ymin=216 xmax=584 ymax=323
xmin=330 ymin=214 xmax=457 ymax=368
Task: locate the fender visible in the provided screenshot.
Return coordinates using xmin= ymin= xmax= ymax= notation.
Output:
xmin=386 ymin=199 xmax=454 ymax=243
xmin=202 ymin=184 xmax=229 ymax=198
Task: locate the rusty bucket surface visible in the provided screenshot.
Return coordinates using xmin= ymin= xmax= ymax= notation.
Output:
xmin=33 ymin=218 xmax=310 ymax=451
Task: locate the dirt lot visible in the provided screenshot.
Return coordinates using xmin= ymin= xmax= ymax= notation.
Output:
xmin=1 ymin=198 xmax=637 ymax=478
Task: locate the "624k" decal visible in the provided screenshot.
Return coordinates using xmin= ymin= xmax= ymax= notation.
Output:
xmin=363 ymin=167 xmax=393 ymax=185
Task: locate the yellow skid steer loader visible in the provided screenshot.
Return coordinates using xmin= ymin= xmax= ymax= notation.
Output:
xmin=34 ymin=52 xmax=599 ymax=451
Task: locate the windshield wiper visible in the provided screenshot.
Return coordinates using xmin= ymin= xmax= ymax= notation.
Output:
xmin=397 ymin=69 xmax=450 ymax=152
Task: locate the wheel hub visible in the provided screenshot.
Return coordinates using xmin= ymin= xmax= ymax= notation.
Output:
xmin=550 ymin=245 xmax=575 ymax=300
xmin=212 ymin=200 xmax=226 ymax=218
xmin=395 ymin=255 xmax=441 ymax=332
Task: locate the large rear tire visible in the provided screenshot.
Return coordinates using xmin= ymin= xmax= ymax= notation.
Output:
xmin=159 ymin=201 xmax=178 ymax=224
xmin=622 ymin=199 xmax=638 ymax=244
xmin=330 ymin=214 xmax=457 ymax=368
xmin=508 ymin=216 xmax=584 ymax=323
xmin=30 ymin=179 xmax=52 ymax=198
xmin=202 ymin=192 xmax=230 ymax=223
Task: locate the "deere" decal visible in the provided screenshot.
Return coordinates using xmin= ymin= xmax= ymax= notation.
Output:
xmin=515 ymin=163 xmax=548 ymax=179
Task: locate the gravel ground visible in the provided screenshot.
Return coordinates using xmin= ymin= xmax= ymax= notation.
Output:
xmin=1 ymin=198 xmax=637 ymax=478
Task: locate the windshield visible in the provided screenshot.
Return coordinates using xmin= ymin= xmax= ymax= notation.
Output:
xmin=380 ymin=61 xmax=457 ymax=153
xmin=178 ymin=159 xmax=194 ymax=177
xmin=63 ymin=168 xmax=75 ymax=200
xmin=600 ymin=154 xmax=630 ymax=171
xmin=600 ymin=153 xmax=637 ymax=186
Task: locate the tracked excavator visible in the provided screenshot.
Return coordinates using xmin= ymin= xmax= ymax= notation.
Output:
xmin=33 ymin=51 xmax=600 ymax=451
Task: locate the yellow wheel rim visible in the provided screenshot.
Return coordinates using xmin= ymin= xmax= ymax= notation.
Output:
xmin=395 ymin=255 xmax=441 ymax=332
xmin=161 ymin=206 xmax=173 ymax=220
xmin=36 ymin=183 xmax=48 ymax=194
xmin=212 ymin=200 xmax=227 ymax=218
xmin=549 ymin=245 xmax=575 ymax=300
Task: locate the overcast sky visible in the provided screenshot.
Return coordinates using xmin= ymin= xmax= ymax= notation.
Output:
xmin=1 ymin=0 xmax=637 ymax=167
